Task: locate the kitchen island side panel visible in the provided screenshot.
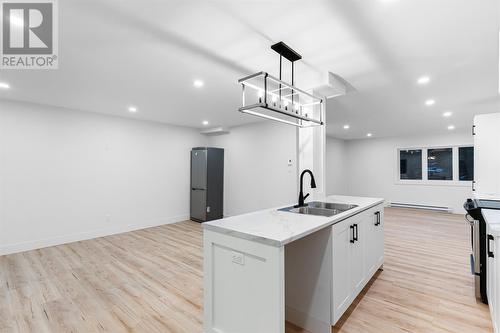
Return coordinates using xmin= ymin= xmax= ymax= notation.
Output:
xmin=203 ymin=229 xmax=285 ymax=333
xmin=285 ymin=227 xmax=333 ymax=333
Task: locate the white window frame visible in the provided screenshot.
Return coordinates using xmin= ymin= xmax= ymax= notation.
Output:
xmin=395 ymin=145 xmax=473 ymax=187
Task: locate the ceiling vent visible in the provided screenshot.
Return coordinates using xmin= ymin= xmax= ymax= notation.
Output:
xmin=238 ymin=42 xmax=324 ymax=127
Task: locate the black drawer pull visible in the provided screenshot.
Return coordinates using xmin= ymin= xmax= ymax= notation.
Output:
xmin=374 ymin=211 xmax=381 ymax=226
xmin=488 ymin=234 xmax=495 ymax=258
xmin=350 ymin=225 xmax=355 ymax=243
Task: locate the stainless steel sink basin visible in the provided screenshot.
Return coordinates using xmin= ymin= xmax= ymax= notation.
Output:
xmin=278 ymin=201 xmax=358 ymax=217
xmin=307 ymin=201 xmax=358 ymax=211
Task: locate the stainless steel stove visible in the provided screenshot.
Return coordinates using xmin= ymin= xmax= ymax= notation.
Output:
xmin=464 ymin=198 xmax=500 ymax=304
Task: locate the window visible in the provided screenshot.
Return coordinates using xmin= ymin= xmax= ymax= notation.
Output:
xmin=459 ymin=147 xmax=474 ymax=181
xmin=398 ymin=145 xmax=473 ymax=184
xmin=427 ymin=148 xmax=453 ymax=180
xmin=399 ymin=149 xmax=422 ymax=180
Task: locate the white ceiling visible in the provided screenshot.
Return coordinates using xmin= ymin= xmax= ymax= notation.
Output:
xmin=0 ymin=0 xmax=498 ymax=139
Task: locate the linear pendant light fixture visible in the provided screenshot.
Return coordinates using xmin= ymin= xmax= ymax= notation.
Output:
xmin=238 ymin=42 xmax=324 ymax=127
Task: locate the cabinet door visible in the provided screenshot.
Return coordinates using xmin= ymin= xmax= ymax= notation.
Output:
xmin=486 ymin=226 xmax=497 ymax=329
xmin=493 ymin=237 xmax=500 ymax=333
xmin=474 ymin=114 xmax=500 ymax=196
xmin=365 ymin=205 xmax=385 ymax=278
xmin=332 ymin=219 xmax=353 ymax=323
xmin=374 ymin=207 xmax=385 ymax=269
xmin=487 ymin=225 xmax=493 ymax=304
xmin=365 ymin=209 xmax=378 ymax=277
xmin=351 ymin=216 xmax=366 ymax=295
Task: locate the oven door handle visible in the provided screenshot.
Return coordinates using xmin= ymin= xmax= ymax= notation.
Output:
xmin=470 ymin=254 xmax=476 ymax=275
xmin=472 ymin=220 xmax=481 ymax=274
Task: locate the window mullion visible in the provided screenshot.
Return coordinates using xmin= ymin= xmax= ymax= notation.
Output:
xmin=452 ymin=146 xmax=459 ymax=181
xmin=422 ymin=148 xmax=428 ymax=181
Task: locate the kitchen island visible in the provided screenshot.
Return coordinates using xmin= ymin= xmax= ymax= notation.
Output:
xmin=203 ymin=195 xmax=384 ymax=333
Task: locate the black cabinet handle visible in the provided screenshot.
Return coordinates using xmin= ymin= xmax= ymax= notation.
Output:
xmin=472 ymin=181 xmax=476 ymax=192
xmin=350 ymin=225 xmax=355 ymax=243
xmin=354 ymin=224 xmax=358 ymax=242
xmin=488 ymin=234 xmax=495 ymax=258
xmin=375 ymin=211 xmax=381 ymax=226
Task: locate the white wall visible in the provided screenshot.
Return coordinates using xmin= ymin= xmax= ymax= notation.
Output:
xmin=0 ymin=101 xmax=206 ymax=255
xmin=208 ymin=121 xmax=297 ymax=216
xmin=325 ymin=136 xmax=346 ymax=195
xmin=332 ymin=131 xmax=473 ymax=213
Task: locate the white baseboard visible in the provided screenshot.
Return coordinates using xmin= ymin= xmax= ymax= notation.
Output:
xmin=389 ymin=202 xmax=452 ymax=213
xmin=0 ymin=214 xmax=189 ymax=256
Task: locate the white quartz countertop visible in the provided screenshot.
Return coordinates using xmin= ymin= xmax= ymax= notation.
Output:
xmin=474 ymin=193 xmax=500 ymax=201
xmin=483 ymin=209 xmax=500 ymax=237
xmin=203 ymin=195 xmax=384 ymax=247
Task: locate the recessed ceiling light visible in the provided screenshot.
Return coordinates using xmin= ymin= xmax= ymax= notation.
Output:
xmin=343 ymin=124 xmax=350 ymax=129
xmin=128 ymin=106 xmax=137 ymax=113
xmin=417 ymin=76 xmax=430 ymax=85
xmin=202 ymin=120 xmax=209 ymax=126
xmin=0 ymin=82 xmax=10 ymax=89
xmin=425 ymin=99 xmax=435 ymax=106
xmin=447 ymin=125 xmax=455 ymax=130
xmin=366 ymin=133 xmax=373 ymax=137
xmin=193 ymin=79 xmax=204 ymax=88
xmin=443 ymin=111 xmax=452 ymax=117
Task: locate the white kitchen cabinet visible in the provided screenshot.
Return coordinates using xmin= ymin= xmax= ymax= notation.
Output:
xmin=486 ymin=219 xmax=500 ymax=333
xmin=332 ymin=217 xmax=355 ymax=321
xmin=351 ymin=215 xmax=366 ymax=294
xmin=203 ymin=196 xmax=385 ymax=333
xmin=473 ymin=113 xmax=500 ymax=197
xmin=366 ymin=208 xmax=384 ymax=277
xmin=332 ymin=204 xmax=384 ymax=324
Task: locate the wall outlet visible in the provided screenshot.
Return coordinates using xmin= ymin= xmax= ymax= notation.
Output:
xmin=231 ymin=251 xmax=245 ymax=265
xmin=288 ymin=159 xmax=293 ymax=166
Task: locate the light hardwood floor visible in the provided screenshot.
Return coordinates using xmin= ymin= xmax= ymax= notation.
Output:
xmin=0 ymin=208 xmax=493 ymax=333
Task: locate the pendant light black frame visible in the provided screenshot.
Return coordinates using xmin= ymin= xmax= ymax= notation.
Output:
xmin=238 ymin=41 xmax=324 ymax=127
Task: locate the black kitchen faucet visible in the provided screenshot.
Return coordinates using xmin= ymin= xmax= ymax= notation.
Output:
xmin=295 ymin=169 xmax=317 ymax=208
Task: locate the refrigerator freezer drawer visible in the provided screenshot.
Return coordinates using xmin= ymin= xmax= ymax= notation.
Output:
xmin=191 ymin=189 xmax=206 ymax=222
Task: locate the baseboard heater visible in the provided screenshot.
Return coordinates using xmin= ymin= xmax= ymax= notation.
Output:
xmin=389 ymin=202 xmax=452 ymax=213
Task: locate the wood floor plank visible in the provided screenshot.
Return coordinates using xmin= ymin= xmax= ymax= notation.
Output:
xmin=0 ymin=208 xmax=493 ymax=333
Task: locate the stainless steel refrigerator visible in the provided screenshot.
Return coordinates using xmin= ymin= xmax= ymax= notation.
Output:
xmin=190 ymin=147 xmax=224 ymax=222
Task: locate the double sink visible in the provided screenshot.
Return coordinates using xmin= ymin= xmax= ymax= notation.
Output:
xmin=279 ymin=201 xmax=358 ymax=217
